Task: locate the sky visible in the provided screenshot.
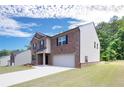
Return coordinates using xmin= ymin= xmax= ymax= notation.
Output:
xmin=0 ymin=5 xmax=124 ymax=50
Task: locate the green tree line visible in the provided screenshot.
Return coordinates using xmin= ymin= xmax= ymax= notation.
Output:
xmin=0 ymin=50 xmax=12 ymax=57
xmin=0 ymin=45 xmax=30 ymax=57
xmin=96 ymin=16 xmax=124 ymax=61
xmin=0 ymin=49 xmax=26 ymax=57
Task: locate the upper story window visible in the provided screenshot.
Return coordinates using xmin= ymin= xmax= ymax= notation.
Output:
xmin=40 ymin=40 xmax=45 ymax=49
xmin=94 ymin=42 xmax=99 ymax=49
xmin=32 ymin=43 xmax=36 ymax=49
xmin=40 ymin=40 xmax=44 ymax=46
xmin=57 ymin=35 xmax=68 ymax=46
xmin=94 ymin=42 xmax=96 ymax=48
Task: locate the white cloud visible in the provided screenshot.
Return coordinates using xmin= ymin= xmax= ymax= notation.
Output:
xmin=0 ymin=29 xmax=32 ymax=37
xmin=44 ymin=32 xmax=55 ymax=36
xmin=52 ymin=25 xmax=62 ymax=30
xmin=67 ymin=20 xmax=88 ymax=29
xmin=21 ymin=23 xmax=41 ymax=31
xmin=0 ymin=5 xmax=124 ymax=24
xmin=0 ymin=16 xmax=21 ymax=29
xmin=0 ymin=16 xmax=32 ymax=37
xmin=22 ymin=23 xmax=39 ymax=28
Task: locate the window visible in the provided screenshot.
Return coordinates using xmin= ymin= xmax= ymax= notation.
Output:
xmin=94 ymin=42 xmax=96 ymax=48
xmin=40 ymin=40 xmax=44 ymax=46
xmin=32 ymin=55 xmax=36 ymax=61
xmin=32 ymin=43 xmax=36 ymax=49
xmin=58 ymin=37 xmax=61 ymax=46
xmin=40 ymin=40 xmax=45 ymax=49
xmin=97 ymin=43 xmax=98 ymax=49
xmin=57 ymin=35 xmax=68 ymax=46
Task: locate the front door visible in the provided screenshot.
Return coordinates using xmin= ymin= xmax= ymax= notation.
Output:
xmin=38 ymin=54 xmax=50 ymax=65
xmin=45 ymin=54 xmax=49 ymax=65
xmin=38 ymin=54 xmax=43 ymax=65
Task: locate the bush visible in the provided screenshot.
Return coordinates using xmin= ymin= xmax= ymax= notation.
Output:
xmin=23 ymin=63 xmax=33 ymax=67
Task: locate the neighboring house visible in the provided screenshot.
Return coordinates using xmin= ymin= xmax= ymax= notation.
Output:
xmin=0 ymin=55 xmax=10 ymax=66
xmin=0 ymin=50 xmax=31 ymax=67
xmin=31 ymin=22 xmax=100 ymax=68
xmin=14 ymin=50 xmax=32 ymax=66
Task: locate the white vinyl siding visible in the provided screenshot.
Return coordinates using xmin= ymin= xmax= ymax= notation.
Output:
xmin=0 ymin=56 xmax=10 ymax=66
xmin=79 ymin=23 xmax=100 ymax=63
xmin=15 ymin=50 xmax=31 ymax=66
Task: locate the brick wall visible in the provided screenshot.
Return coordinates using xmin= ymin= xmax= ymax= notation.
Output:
xmin=30 ymin=35 xmax=47 ymax=65
xmin=51 ymin=28 xmax=81 ymax=68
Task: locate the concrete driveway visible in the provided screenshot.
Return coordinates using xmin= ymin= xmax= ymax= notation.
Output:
xmin=0 ymin=65 xmax=74 ymax=87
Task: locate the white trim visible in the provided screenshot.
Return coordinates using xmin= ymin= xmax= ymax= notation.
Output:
xmin=43 ymin=53 xmax=46 ymax=65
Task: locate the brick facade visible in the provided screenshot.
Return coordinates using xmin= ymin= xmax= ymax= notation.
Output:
xmin=31 ymin=28 xmax=81 ymax=68
xmin=31 ymin=33 xmax=48 ymax=65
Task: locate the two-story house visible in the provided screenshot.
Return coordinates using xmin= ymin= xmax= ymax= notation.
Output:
xmin=30 ymin=22 xmax=100 ymax=68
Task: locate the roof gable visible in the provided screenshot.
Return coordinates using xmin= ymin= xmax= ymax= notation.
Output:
xmin=34 ymin=32 xmax=44 ymax=39
xmin=30 ymin=32 xmax=50 ymax=43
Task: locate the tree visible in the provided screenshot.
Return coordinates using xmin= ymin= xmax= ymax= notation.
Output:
xmin=109 ymin=16 xmax=119 ymax=23
xmin=96 ymin=16 xmax=124 ymax=61
xmin=0 ymin=50 xmax=12 ymax=57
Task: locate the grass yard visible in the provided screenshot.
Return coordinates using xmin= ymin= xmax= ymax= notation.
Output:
xmin=0 ymin=66 xmax=33 ymax=74
xmin=12 ymin=61 xmax=124 ymax=87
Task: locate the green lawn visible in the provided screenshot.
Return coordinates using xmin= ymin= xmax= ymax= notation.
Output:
xmin=12 ymin=61 xmax=124 ymax=87
xmin=0 ymin=66 xmax=33 ymax=74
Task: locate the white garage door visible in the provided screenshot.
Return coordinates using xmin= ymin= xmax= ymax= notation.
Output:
xmin=53 ymin=54 xmax=75 ymax=67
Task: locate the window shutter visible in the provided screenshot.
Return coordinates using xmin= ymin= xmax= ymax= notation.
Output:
xmin=97 ymin=44 xmax=98 ymax=49
xmin=35 ymin=43 xmax=37 ymax=49
xmin=57 ymin=38 xmax=58 ymax=46
xmin=94 ymin=42 xmax=96 ymax=48
xmin=43 ymin=40 xmax=44 ymax=46
xmin=43 ymin=40 xmax=45 ymax=48
xmin=66 ymin=35 xmax=68 ymax=44
xmin=39 ymin=41 xmax=41 ymax=49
